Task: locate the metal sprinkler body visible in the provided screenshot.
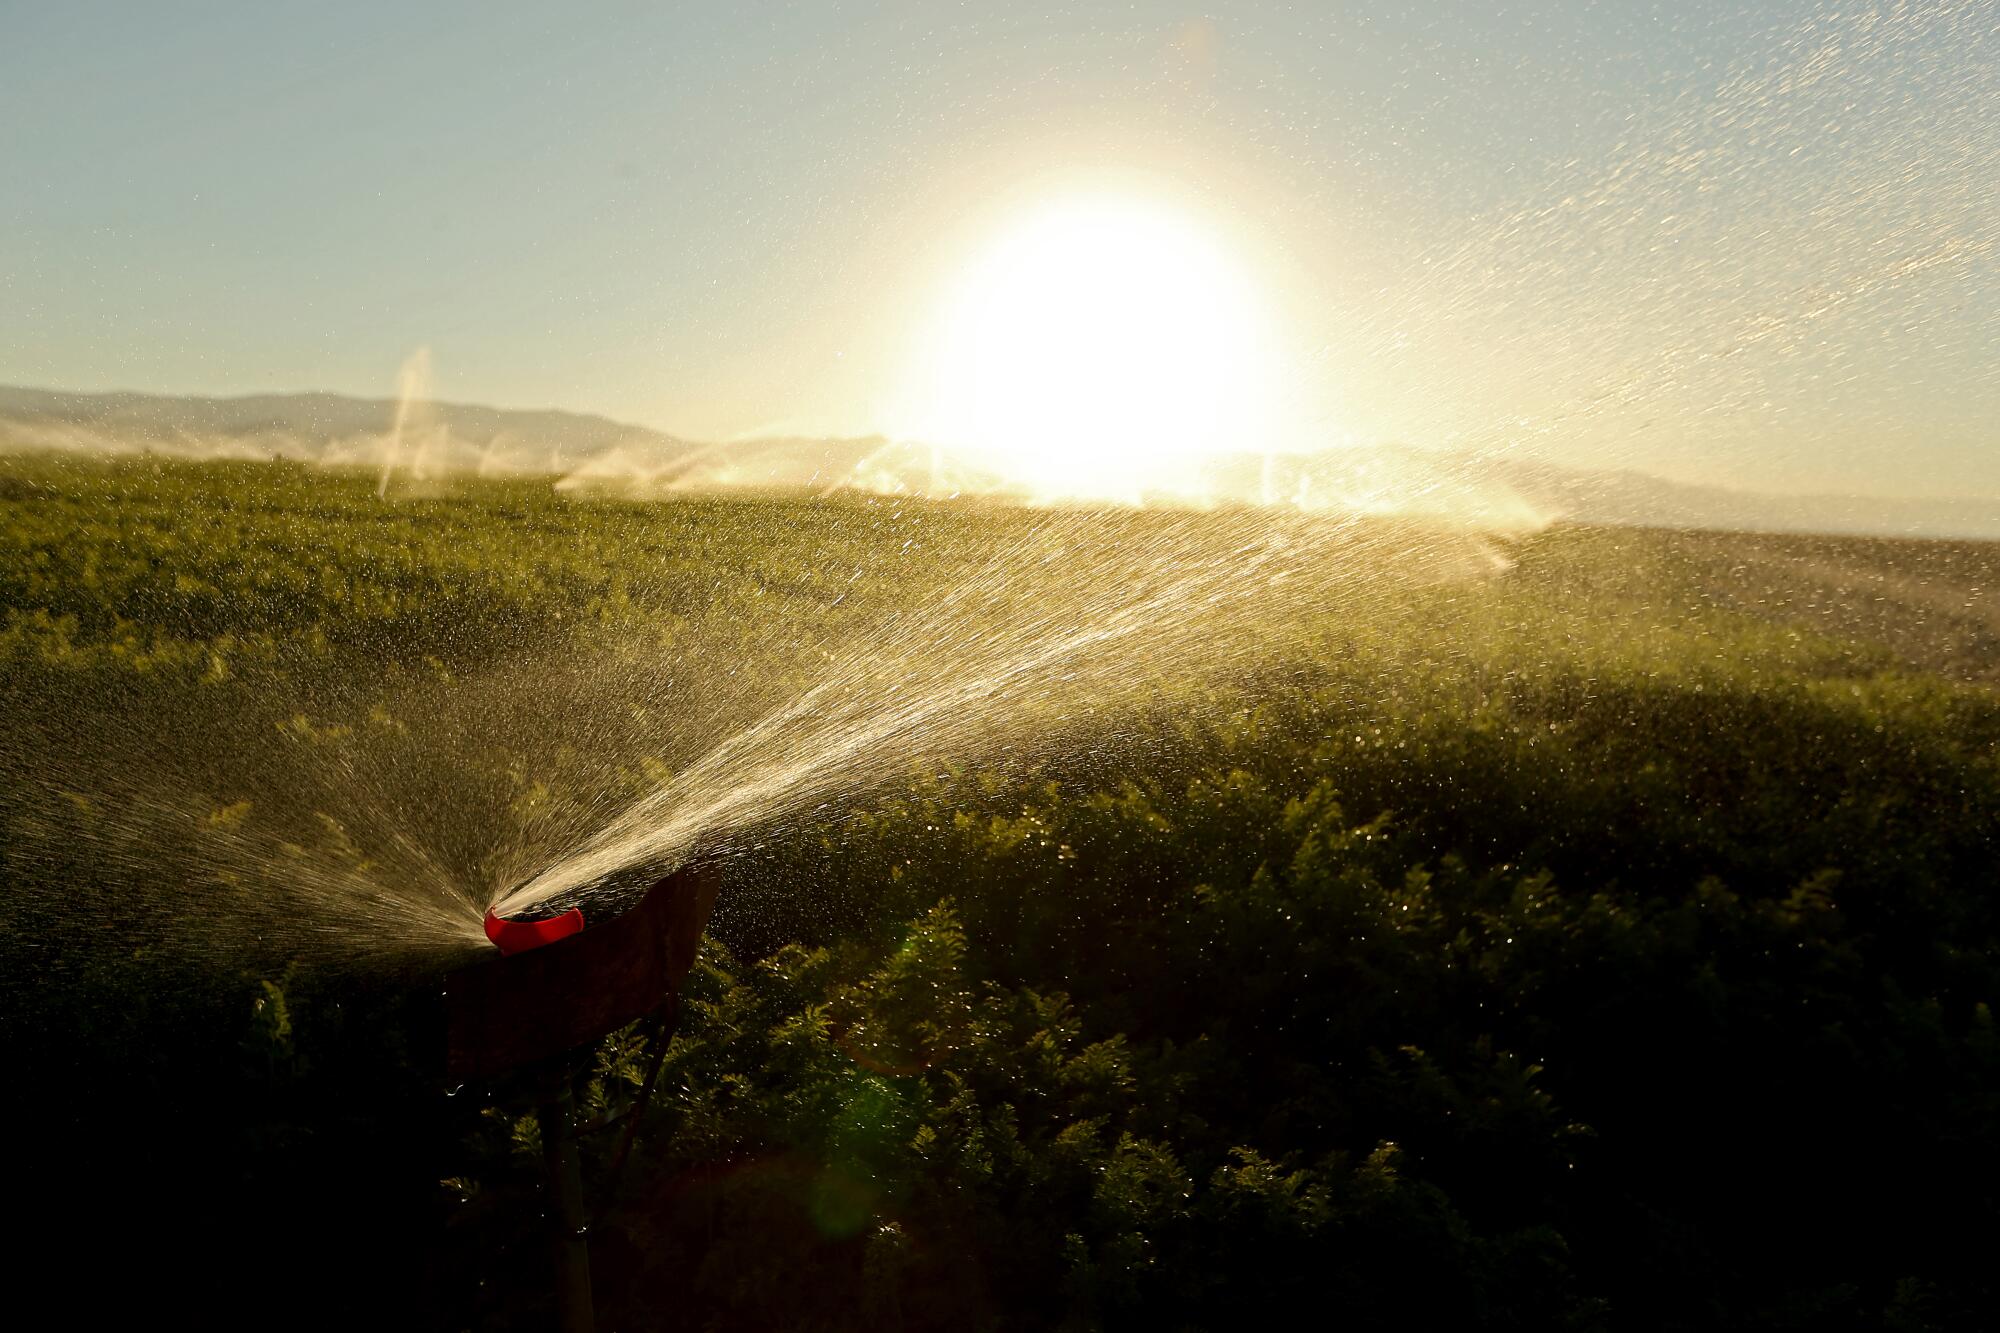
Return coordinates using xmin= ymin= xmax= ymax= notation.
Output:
xmin=447 ymin=863 xmax=721 ymax=1333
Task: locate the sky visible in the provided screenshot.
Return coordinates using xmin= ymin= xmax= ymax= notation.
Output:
xmin=2 ymin=0 xmax=1995 ymax=498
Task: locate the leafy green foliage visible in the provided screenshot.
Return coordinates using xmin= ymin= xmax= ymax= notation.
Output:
xmin=4 ymin=455 xmax=1995 ymax=1330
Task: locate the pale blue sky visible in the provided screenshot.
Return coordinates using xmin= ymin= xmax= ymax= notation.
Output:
xmin=3 ymin=1 xmax=1994 ymax=495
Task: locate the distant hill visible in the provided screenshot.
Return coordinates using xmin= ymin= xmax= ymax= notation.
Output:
xmin=2 ymin=384 xmax=1993 ymax=541
xmin=0 ymin=384 xmax=698 ymax=477
xmin=1478 ymin=456 xmax=2000 ymax=543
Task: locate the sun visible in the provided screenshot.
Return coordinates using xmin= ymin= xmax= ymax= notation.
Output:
xmin=897 ymin=195 xmax=1281 ymax=502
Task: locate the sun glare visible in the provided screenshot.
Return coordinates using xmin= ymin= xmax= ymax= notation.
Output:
xmin=899 ymin=196 xmax=1280 ymax=502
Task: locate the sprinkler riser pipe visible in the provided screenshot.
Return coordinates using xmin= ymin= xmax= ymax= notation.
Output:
xmin=541 ymin=1084 xmax=595 ymax=1333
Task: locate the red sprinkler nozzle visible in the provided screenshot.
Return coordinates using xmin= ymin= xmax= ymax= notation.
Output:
xmin=483 ymin=907 xmax=585 ymax=955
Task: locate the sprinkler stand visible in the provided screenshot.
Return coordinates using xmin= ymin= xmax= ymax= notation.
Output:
xmin=538 ymin=1072 xmax=594 ymax=1333
xmin=446 ymin=863 xmax=722 ymax=1331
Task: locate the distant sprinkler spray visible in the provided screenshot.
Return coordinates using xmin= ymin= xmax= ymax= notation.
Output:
xmin=377 ymin=346 xmax=433 ymax=499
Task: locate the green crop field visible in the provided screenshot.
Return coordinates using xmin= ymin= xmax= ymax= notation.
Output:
xmin=5 ymin=454 xmax=1997 ymax=1331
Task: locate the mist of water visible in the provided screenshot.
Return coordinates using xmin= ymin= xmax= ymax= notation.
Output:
xmin=376 ymin=347 xmax=434 ymax=499
xmin=494 ymin=510 xmax=1516 ymax=918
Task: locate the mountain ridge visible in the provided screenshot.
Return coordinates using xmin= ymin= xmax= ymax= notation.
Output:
xmin=2 ymin=383 xmax=1992 ymax=541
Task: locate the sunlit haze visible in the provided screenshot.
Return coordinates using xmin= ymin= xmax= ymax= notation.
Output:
xmin=1 ymin=1 xmax=1994 ymax=500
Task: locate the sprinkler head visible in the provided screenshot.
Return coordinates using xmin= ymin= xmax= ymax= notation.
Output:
xmin=446 ymin=862 xmax=722 ymax=1084
xmin=483 ymin=906 xmax=584 ymax=955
